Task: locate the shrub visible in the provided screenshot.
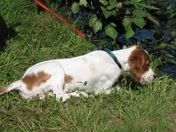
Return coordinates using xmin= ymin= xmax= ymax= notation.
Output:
xmin=72 ymin=0 xmax=176 ymax=64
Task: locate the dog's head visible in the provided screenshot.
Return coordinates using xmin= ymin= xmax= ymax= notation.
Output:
xmin=128 ymin=46 xmax=156 ymax=84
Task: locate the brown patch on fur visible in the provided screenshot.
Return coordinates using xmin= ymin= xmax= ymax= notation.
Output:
xmin=128 ymin=46 xmax=150 ymax=81
xmin=22 ymin=71 xmax=51 ymax=90
xmin=65 ymin=74 xmax=73 ymax=83
xmin=0 ymin=86 xmax=9 ymax=94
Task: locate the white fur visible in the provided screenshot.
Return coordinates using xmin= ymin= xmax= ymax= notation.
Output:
xmin=140 ymin=68 xmax=155 ymax=84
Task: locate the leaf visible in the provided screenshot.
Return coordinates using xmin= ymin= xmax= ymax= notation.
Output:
xmin=171 ymin=31 xmax=176 ymax=41
xmin=109 ymin=22 xmax=117 ymax=27
xmin=156 ymin=43 xmax=167 ymax=49
xmin=132 ymin=17 xmax=146 ymax=29
xmin=146 ymin=16 xmax=160 ymax=26
xmin=164 ymin=57 xmax=176 ymax=64
xmin=92 ymin=19 xmax=103 ymax=34
xmin=167 ymin=5 xmax=172 ymax=10
xmin=89 ymin=15 xmax=97 ymax=27
xmin=106 ymin=5 xmax=116 ymax=10
xmin=105 ymin=24 xmax=118 ymax=40
xmin=109 ymin=0 xmax=118 ymax=5
xmin=100 ymin=6 xmax=116 ymax=19
xmin=126 ymin=9 xmax=131 ymax=15
xmin=138 ymin=3 xmax=160 ymax=10
xmin=99 ymin=0 xmax=108 ymax=6
xmin=79 ymin=0 xmax=87 ymax=7
xmin=106 ymin=0 xmax=118 ymax=10
xmin=122 ymin=18 xmax=134 ymax=39
xmin=132 ymin=9 xmax=147 ymax=17
xmin=71 ymin=2 xmax=80 ymax=14
xmin=165 ymin=53 xmax=174 ymax=58
xmin=130 ymin=0 xmax=142 ymax=4
xmin=122 ymin=17 xmax=131 ymax=27
xmin=167 ymin=19 xmax=176 ymax=28
xmin=171 ymin=31 xmax=176 ymax=39
xmin=167 ymin=44 xmax=176 ymax=49
xmin=124 ymin=25 xmax=134 ymax=39
xmin=116 ymin=2 xmax=122 ymax=9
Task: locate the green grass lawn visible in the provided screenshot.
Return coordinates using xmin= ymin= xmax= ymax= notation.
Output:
xmin=0 ymin=0 xmax=176 ymax=131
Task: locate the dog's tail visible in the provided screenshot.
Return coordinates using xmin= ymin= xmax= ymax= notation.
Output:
xmin=0 ymin=80 xmax=21 ymax=95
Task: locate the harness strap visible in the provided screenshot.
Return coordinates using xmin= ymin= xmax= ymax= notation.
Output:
xmin=103 ymin=48 xmax=122 ymax=69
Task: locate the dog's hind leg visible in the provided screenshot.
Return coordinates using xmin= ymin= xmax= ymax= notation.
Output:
xmin=49 ymin=62 xmax=71 ymax=102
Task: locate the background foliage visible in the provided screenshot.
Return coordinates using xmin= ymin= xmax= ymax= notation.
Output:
xmin=71 ymin=0 xmax=176 ymax=64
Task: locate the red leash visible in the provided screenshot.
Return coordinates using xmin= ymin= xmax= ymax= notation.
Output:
xmin=34 ymin=0 xmax=90 ymax=40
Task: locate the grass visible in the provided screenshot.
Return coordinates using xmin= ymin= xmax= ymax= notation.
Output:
xmin=0 ymin=0 xmax=176 ymax=131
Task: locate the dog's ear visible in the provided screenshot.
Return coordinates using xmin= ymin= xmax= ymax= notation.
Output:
xmin=128 ymin=55 xmax=141 ymax=80
xmin=128 ymin=46 xmax=151 ymax=81
xmin=130 ymin=56 xmax=140 ymax=72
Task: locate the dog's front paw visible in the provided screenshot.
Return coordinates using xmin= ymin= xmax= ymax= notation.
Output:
xmin=56 ymin=94 xmax=70 ymax=102
xmin=69 ymin=91 xmax=89 ymax=98
xmin=79 ymin=91 xmax=89 ymax=98
xmin=62 ymin=94 xmax=71 ymax=102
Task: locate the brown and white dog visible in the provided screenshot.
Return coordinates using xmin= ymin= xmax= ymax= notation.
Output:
xmin=0 ymin=46 xmax=155 ymax=101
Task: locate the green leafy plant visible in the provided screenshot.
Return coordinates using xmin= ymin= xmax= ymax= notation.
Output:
xmin=71 ymin=0 xmax=176 ymax=64
xmin=151 ymin=30 xmax=176 ymax=64
xmin=71 ymin=0 xmax=161 ymax=39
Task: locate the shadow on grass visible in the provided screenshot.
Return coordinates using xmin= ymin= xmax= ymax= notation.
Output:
xmin=117 ymin=74 xmax=144 ymax=91
xmin=0 ymin=16 xmax=17 ymax=51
